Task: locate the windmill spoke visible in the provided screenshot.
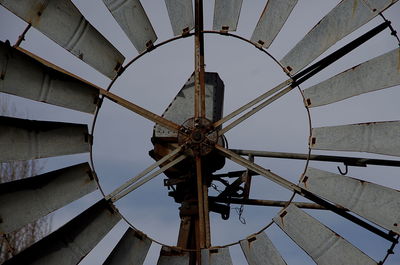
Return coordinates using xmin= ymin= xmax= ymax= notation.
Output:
xmin=109 ymin=154 xmax=187 ymax=202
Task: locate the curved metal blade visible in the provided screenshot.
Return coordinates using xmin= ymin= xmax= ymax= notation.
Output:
xmin=311 ymin=121 xmax=400 ymax=157
xmin=251 ymin=0 xmax=298 ymax=48
xmin=103 ymin=0 xmax=157 ymax=53
xmin=213 ymin=0 xmax=243 ymax=32
xmin=240 ymin=232 xmax=287 ymax=265
xmin=301 ymin=167 xmax=400 ymax=235
xmin=103 ymin=228 xmax=151 ymax=265
xmin=280 ymin=0 xmax=398 ymax=74
xmin=164 ymin=0 xmax=194 ymax=36
xmin=0 ymin=41 xmax=99 ymax=113
xmin=0 ymin=163 xmax=97 ymax=235
xmin=201 ymin=248 xmax=233 ymax=265
xmin=3 ymin=199 xmax=121 ymax=265
xmin=273 ymin=204 xmax=377 ymax=265
xmin=0 ymin=0 xmax=125 ymax=78
xmin=304 ymin=48 xmax=400 ymax=107
xmin=0 ymin=116 xmax=89 ymax=162
xmin=157 ymin=246 xmax=190 ymax=265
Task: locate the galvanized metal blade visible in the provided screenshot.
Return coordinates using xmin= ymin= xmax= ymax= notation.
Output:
xmin=311 ymin=121 xmax=400 ymax=157
xmin=164 ymin=0 xmax=194 ymax=36
xmin=280 ymin=0 xmax=398 ymax=74
xmin=201 ymin=248 xmax=233 ymax=265
xmin=0 ymin=163 xmax=97 ymax=235
xmin=273 ymin=204 xmax=377 ymax=265
xmin=0 ymin=41 xmax=99 ymax=113
xmin=0 ymin=116 xmax=89 ymax=162
xmin=3 ymin=199 xmax=121 ymax=265
xmin=103 ymin=228 xmax=151 ymax=265
xmin=0 ymin=0 xmax=125 ymax=78
xmin=304 ymin=48 xmax=400 ymax=107
xmin=240 ymin=232 xmax=287 ymax=265
xmin=301 ymin=167 xmax=400 ymax=235
xmin=251 ymin=0 xmax=298 ymax=48
xmin=157 ymin=246 xmax=190 ymax=265
xmin=213 ymin=0 xmax=243 ymax=32
xmin=103 ymin=0 xmax=157 ymax=53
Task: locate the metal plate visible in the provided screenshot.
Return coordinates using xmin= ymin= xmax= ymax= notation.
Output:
xmin=4 ymin=199 xmax=121 ymax=265
xmin=240 ymin=232 xmax=287 ymax=265
xmin=164 ymin=0 xmax=194 ymax=36
xmin=0 ymin=163 xmax=97 ymax=234
xmin=304 ymin=48 xmax=400 ymax=107
xmin=251 ymin=0 xmax=298 ymax=48
xmin=311 ymin=121 xmax=400 ymax=157
xmin=301 ymin=167 xmax=400 ymax=235
xmin=0 ymin=41 xmax=99 ymax=113
xmin=104 ymin=228 xmax=151 ymax=265
xmin=0 ymin=0 xmax=125 ymax=79
xmin=273 ymin=204 xmax=377 ymax=265
xmin=0 ymin=116 xmax=89 ymax=162
xmin=213 ymin=0 xmax=243 ymax=31
xmin=157 ymin=246 xmax=190 ymax=265
xmin=201 ymin=248 xmax=233 ymax=265
xmin=103 ymin=0 xmax=157 ymax=53
xmin=280 ymin=0 xmax=398 ymax=74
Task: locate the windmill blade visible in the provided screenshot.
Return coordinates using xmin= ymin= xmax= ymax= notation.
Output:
xmin=0 ymin=116 xmax=89 ymax=162
xmin=3 ymin=199 xmax=121 ymax=265
xmin=201 ymin=248 xmax=233 ymax=265
xmin=273 ymin=204 xmax=377 ymax=265
xmin=0 ymin=163 xmax=97 ymax=235
xmin=311 ymin=121 xmax=400 ymax=157
xmin=164 ymin=0 xmax=194 ymax=36
xmin=240 ymin=232 xmax=287 ymax=265
xmin=304 ymin=48 xmax=400 ymax=107
xmin=0 ymin=41 xmax=99 ymax=114
xmin=213 ymin=0 xmax=243 ymax=32
xmin=251 ymin=0 xmax=298 ymax=48
xmin=103 ymin=0 xmax=157 ymax=53
xmin=0 ymin=0 xmax=125 ymax=79
xmin=280 ymin=0 xmax=398 ymax=74
xmin=301 ymin=167 xmax=400 ymax=235
xmin=157 ymin=246 xmax=190 ymax=265
xmin=103 ymin=228 xmax=151 ymax=265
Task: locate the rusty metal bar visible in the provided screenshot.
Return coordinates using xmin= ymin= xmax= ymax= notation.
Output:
xmin=13 ymin=23 xmax=31 ymax=47
xmin=231 ymin=149 xmax=400 ymax=167
xmin=194 ymin=0 xmax=206 ymax=118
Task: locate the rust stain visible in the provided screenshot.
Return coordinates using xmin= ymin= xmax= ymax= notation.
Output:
xmin=352 ymin=0 xmax=359 ymax=17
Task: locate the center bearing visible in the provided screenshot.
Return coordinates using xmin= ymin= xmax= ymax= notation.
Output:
xmin=178 ymin=117 xmax=218 ymax=156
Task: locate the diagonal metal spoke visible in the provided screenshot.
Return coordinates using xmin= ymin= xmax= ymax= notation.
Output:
xmin=109 ymin=154 xmax=187 ymax=202
xmin=99 ymin=88 xmax=182 ymax=133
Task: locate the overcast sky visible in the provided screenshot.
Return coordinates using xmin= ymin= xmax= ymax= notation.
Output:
xmin=1 ymin=0 xmax=400 ymax=264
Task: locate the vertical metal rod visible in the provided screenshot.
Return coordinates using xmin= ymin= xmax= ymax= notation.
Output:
xmin=195 ymin=157 xmax=206 ymax=248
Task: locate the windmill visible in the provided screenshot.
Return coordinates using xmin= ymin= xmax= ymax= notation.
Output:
xmin=0 ymin=0 xmax=400 ymax=264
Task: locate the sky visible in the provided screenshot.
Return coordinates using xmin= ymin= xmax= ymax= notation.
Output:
xmin=1 ymin=0 xmax=400 ymax=264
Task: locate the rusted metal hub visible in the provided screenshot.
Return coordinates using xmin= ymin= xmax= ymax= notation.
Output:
xmin=178 ymin=117 xmax=218 ymax=156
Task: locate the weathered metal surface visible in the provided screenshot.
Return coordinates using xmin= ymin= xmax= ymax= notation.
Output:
xmin=311 ymin=121 xmax=400 ymax=157
xmin=304 ymin=48 xmax=400 ymax=107
xmin=280 ymin=0 xmax=398 ymax=74
xmin=0 ymin=41 xmax=99 ymax=113
xmin=0 ymin=163 xmax=96 ymax=234
xmin=157 ymin=246 xmax=190 ymax=265
xmin=300 ymin=167 xmax=400 ymax=235
xmin=4 ymin=199 xmax=121 ymax=265
xmin=240 ymin=232 xmax=287 ymax=265
xmin=0 ymin=0 xmax=125 ymax=78
xmin=273 ymin=204 xmax=377 ymax=265
xmin=103 ymin=0 xmax=157 ymax=53
xmin=0 ymin=116 xmax=89 ymax=162
xmin=154 ymin=72 xmax=224 ymax=138
xmin=164 ymin=0 xmax=194 ymax=36
xmin=201 ymin=248 xmax=233 ymax=265
xmin=213 ymin=0 xmax=243 ymax=31
xmin=251 ymin=0 xmax=298 ymax=48
xmin=103 ymin=228 xmax=151 ymax=265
